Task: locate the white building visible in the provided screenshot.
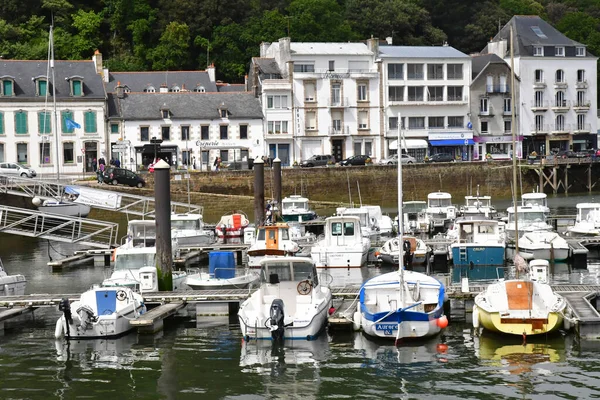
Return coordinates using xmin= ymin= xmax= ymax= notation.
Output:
xmin=485 ymin=15 xmax=598 ymax=155
xmin=255 ymin=37 xmax=381 ymax=163
xmin=0 ymin=53 xmax=107 ymax=175
xmin=379 ymin=44 xmax=472 ymax=161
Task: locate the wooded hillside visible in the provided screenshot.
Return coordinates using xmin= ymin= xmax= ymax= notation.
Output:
xmin=1 ymin=0 xmax=598 ymax=82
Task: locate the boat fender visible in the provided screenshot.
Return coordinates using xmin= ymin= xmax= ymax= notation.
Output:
xmin=563 ymin=308 xmax=573 ymax=331
xmin=472 ymin=305 xmax=480 ymax=329
xmin=352 ymin=309 xmax=361 ymax=331
xmin=54 ymin=318 xmax=64 ymax=339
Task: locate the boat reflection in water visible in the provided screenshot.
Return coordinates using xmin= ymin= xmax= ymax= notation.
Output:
xmin=239 ymin=334 xmax=329 ymax=369
xmin=474 ymin=332 xmax=566 ymax=374
xmin=352 ymin=332 xmax=449 ymax=365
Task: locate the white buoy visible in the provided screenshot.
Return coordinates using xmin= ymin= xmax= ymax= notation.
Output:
xmin=472 ymin=305 xmax=480 ymax=329
xmin=54 ymin=318 xmax=64 ymax=339
xmin=32 ymin=197 xmax=41 ymax=206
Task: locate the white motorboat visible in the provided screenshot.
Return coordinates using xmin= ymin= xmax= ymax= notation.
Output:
xmin=35 ymin=198 xmax=91 ymax=217
xmin=247 ymin=223 xmax=300 ymax=268
xmin=310 ymin=215 xmax=371 ymax=269
xmin=377 ymin=236 xmax=430 ymax=266
xmin=398 ymin=200 xmax=428 ymax=235
xmin=473 ymin=258 xmax=569 ymax=336
xmin=505 ymin=204 xmax=553 ymax=239
xmin=567 ymin=203 xmax=600 ymax=236
xmin=171 ymin=212 xmax=214 ymax=246
xmin=280 ymin=195 xmax=318 ymax=223
xmin=425 ymin=191 xmax=457 ymax=234
xmin=215 ymin=211 xmax=250 ymax=241
xmin=459 ymin=194 xmax=496 ymax=219
xmin=336 ymin=205 xmax=393 ymax=238
xmin=121 ymin=219 xmax=156 ymax=248
xmin=103 ymin=246 xmax=187 ymax=291
xmin=0 ymin=258 xmax=26 ymax=296
xmin=186 ymin=250 xmax=258 ymax=290
xmin=517 ymin=231 xmax=569 ymax=261
xmin=54 ymin=286 xmax=146 ymax=339
xmin=238 ymin=257 xmax=332 ymax=341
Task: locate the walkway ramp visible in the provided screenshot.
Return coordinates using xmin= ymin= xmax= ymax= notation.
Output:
xmin=0 ymin=205 xmax=118 ymax=248
xmin=561 ymin=291 xmax=600 ymax=339
xmin=0 ymin=174 xmax=202 ymax=217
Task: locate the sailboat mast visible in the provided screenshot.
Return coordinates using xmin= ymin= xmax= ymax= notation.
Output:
xmin=510 ymin=25 xmax=518 ymax=254
xmin=397 ymin=112 xmax=404 ymax=304
xmin=50 ymin=25 xmax=60 ymax=181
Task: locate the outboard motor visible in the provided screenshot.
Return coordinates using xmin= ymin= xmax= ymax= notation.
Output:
xmin=268 ymin=299 xmax=285 ymax=342
xmin=58 ymin=298 xmax=73 ymax=337
xmin=76 ymin=304 xmax=97 ymax=332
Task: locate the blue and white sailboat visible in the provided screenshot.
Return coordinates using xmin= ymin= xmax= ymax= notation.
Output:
xmin=354 ymin=113 xmax=447 ymax=343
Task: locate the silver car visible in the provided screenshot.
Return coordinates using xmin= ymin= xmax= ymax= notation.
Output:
xmin=379 ymin=153 xmax=416 ymax=165
xmin=0 ymin=162 xmax=37 ymax=178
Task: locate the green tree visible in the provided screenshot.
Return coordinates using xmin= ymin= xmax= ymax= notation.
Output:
xmin=287 ymin=0 xmax=358 ymax=42
xmin=69 ymin=9 xmax=103 ymax=59
xmin=150 ymin=21 xmax=191 ymax=70
xmin=499 ymin=0 xmax=545 ymax=18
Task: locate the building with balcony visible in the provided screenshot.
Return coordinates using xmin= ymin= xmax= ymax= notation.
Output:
xmin=0 ymin=52 xmax=106 ymax=174
xmin=379 ymin=44 xmax=472 ymax=161
xmin=485 ymin=15 xmax=598 ymax=156
xmin=470 ymin=53 xmax=521 ymax=160
xmin=254 ymin=37 xmax=381 ymax=163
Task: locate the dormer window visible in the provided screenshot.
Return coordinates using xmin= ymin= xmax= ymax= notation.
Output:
xmin=144 ymin=85 xmax=156 ymax=93
xmin=66 ymin=76 xmax=84 ymax=96
xmin=161 ymin=109 xmax=170 ymax=119
xmin=1 ymin=77 xmax=15 ymax=96
xmin=34 ymin=77 xmax=49 ymax=96
xmin=170 ymin=85 xmax=180 ymax=93
xmin=124 ymin=86 xmax=131 ymax=93
xmin=194 ymin=85 xmax=205 ymax=92
xmin=534 ymin=46 xmax=543 ymax=56
xmin=577 ymin=47 xmax=586 ymax=57
xmin=555 ymin=47 xmax=565 ymax=57
xmin=219 ymin=103 xmax=229 ymax=118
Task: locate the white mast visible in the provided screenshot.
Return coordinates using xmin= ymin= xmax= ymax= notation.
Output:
xmin=50 ymin=25 xmax=60 ymax=181
xmin=397 ymin=112 xmax=404 ymax=291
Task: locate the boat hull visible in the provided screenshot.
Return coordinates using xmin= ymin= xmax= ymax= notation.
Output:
xmin=475 ymin=305 xmax=564 ymax=336
xmin=38 ymin=202 xmax=91 ymax=217
xmin=0 ymin=275 xmax=26 ymax=296
xmin=185 ymin=273 xmax=258 ymax=290
xmin=451 ymin=245 xmax=506 ymax=282
xmin=361 ymin=313 xmax=442 ymax=340
xmin=281 ymin=212 xmax=317 ymax=223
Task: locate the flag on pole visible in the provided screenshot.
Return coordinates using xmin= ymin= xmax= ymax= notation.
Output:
xmin=65 ymin=118 xmax=81 ymax=130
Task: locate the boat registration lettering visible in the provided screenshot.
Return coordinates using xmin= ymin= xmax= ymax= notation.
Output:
xmin=472 ymin=247 xmax=485 ymax=252
xmin=375 ymin=324 xmax=397 ymax=335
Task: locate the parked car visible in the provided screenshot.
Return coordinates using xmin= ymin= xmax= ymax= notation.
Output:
xmin=103 ymin=167 xmax=145 ymax=188
xmin=0 ymin=162 xmax=36 ymax=178
xmin=300 ymin=155 xmax=336 ymax=167
xmin=379 ymin=153 xmax=417 ymax=165
xmin=554 ymin=150 xmax=588 ymax=159
xmin=427 ymin=153 xmax=455 ymax=163
xmin=340 ymin=155 xmax=371 ymax=166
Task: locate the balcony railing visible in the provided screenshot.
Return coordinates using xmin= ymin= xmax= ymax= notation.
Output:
xmin=530 ymin=124 xmax=550 ymax=134
xmin=551 ymin=99 xmax=570 ymax=112
xmin=574 ymin=123 xmax=592 ymax=133
xmin=576 ymin=80 xmax=588 ymax=89
xmin=554 ymin=81 xmax=568 ymax=89
xmin=573 ymin=101 xmax=591 ymax=111
xmin=447 ymin=95 xmax=468 ymax=102
xmin=328 ymin=97 xmax=349 ymax=107
xmin=329 ymin=125 xmax=350 ymax=135
xmin=486 ymin=84 xmax=510 ymax=93
xmin=531 ymin=100 xmax=549 ymax=110
xmin=533 ymin=79 xmax=546 ymax=88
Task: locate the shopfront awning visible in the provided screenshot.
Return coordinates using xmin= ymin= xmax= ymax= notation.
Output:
xmin=389 ymin=139 xmax=428 ymax=150
xmin=430 ymin=139 xmax=474 ymax=146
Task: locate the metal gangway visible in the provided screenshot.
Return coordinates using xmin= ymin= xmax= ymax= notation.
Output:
xmin=0 ymin=205 xmax=118 ymax=248
xmin=0 ymin=174 xmax=203 ymax=217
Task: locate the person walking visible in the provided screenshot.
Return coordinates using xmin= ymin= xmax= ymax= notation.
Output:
xmin=97 ymin=162 xmax=105 ymax=183
xmin=213 ymin=156 xmax=219 ymax=172
xmin=92 ymin=157 xmax=97 ymax=173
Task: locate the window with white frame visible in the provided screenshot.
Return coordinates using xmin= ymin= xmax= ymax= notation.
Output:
xmin=63 ymin=142 xmax=74 ymax=164
xmin=555 ymin=69 xmax=565 ymax=83
xmin=331 ymin=110 xmax=342 ymax=132
xmin=219 ymin=125 xmax=228 ymax=139
xmin=267 ymin=95 xmax=288 ymax=109
xmin=447 ymin=64 xmax=463 ymax=79
xmin=504 ymin=97 xmax=511 ymax=113
xmin=39 ymin=142 xmax=51 ymax=164
xmin=162 ymin=126 xmax=170 ymax=140
xmin=182 ymin=150 xmax=191 ymax=166
xmin=408 ymin=117 xmax=425 ymax=130
xmin=240 ymin=125 xmax=248 ymax=139
xmin=305 ymin=111 xmax=316 ymax=130
xmin=2 ymin=79 xmax=14 ymax=96
xmin=576 ymin=47 xmax=586 ymax=56
xmin=555 ymin=91 xmax=565 ymax=107
xmin=535 ymin=91 xmax=544 ymax=107
xmin=357 ymin=83 xmax=368 ymax=101
xmin=388 ymin=86 xmax=404 ymax=101
xmin=499 ymin=75 xmax=507 ymax=92
xmin=304 ymin=82 xmax=316 ymax=101
xmin=407 ymin=64 xmax=424 ymax=80
xmin=480 ymin=121 xmax=488 ymax=133
xmin=504 ymin=120 xmax=511 ymax=133
xmin=17 ymin=143 xmax=27 ymax=163
xmin=388 ymin=64 xmax=403 ymax=79
xmin=0 ymin=143 xmax=4 ymax=162
xmin=535 ymin=69 xmax=544 ymax=83
xmin=486 ymin=75 xmax=493 ymax=92
xmin=555 ymin=47 xmax=565 ymax=57
xmin=268 ymin=121 xmax=288 ymax=134
xmin=358 ymin=111 xmax=368 ymax=129
xmin=407 ymin=86 xmax=424 ymax=101
xmin=328 ymin=60 xmax=335 ymax=72
xmin=331 ymin=83 xmax=341 ymax=105
xmin=428 ymin=116 xmax=444 ymax=129
xmin=447 ymin=86 xmax=463 ymax=101
xmin=353 ymin=140 xmax=372 ymax=156
xmin=294 ymin=63 xmax=315 ymax=73
xmin=577 ymin=70 xmax=585 ymax=82
xmin=447 ymin=116 xmax=464 ymax=128
xmin=480 ymin=97 xmax=489 ymax=114
xmin=140 ymin=126 xmax=149 ymax=141
xmin=555 ymin=115 xmax=565 ymax=131
xmin=535 ymin=115 xmax=544 ymax=131
xmin=220 ymin=149 xmax=229 ymax=162
xmin=427 ymin=64 xmax=443 ymax=80
xmin=388 ymin=117 xmax=398 ymax=130
xmin=427 ymin=86 xmax=443 ymax=101
xmin=577 ymin=90 xmax=586 ymax=107
xmin=578 ymin=114 xmax=586 ymax=130
xmin=181 ymin=125 xmax=190 ymax=141
xmin=534 ymin=46 xmax=543 ymax=56
xmin=201 ymin=125 xmax=209 ymax=140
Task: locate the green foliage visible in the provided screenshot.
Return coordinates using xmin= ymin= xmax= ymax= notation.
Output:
xmin=150 ymin=21 xmax=191 ymax=70
xmin=499 ymin=0 xmax=546 ymax=18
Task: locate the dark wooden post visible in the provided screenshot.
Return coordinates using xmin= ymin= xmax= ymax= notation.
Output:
xmin=154 ymin=159 xmax=173 ymax=291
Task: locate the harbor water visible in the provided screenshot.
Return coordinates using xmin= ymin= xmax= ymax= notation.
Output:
xmin=1 ymin=194 xmax=600 ymax=399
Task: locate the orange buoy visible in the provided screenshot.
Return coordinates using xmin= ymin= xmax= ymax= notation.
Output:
xmin=436 ymin=315 xmax=449 ymax=329
xmin=436 ymin=343 xmax=448 ymax=353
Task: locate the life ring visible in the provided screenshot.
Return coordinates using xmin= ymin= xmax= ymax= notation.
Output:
xmin=116 ymin=290 xmax=128 ymax=301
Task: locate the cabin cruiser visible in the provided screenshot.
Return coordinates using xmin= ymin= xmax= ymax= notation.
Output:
xmin=398 ymin=201 xmax=428 ymax=235
xmin=186 ymin=251 xmax=258 ymax=290
xmin=238 ymin=257 xmax=332 ymax=341
xmin=310 ymin=215 xmax=371 ymax=269
xmin=567 ymin=203 xmax=600 ymax=236
xmin=171 ymin=213 xmax=214 ymax=246
xmin=336 ymin=205 xmax=393 ymax=238
xmin=215 ymin=212 xmax=250 ymax=242
xmin=504 ymin=192 xmax=553 ymax=240
xmin=377 ymin=236 xmax=430 ymax=266
xmin=247 ymin=223 xmax=300 ymax=268
xmin=459 ymin=195 xmax=496 ymax=219
xmin=516 ymin=231 xmax=569 ymax=261
xmin=425 ymin=192 xmax=457 ymax=234
xmin=281 ymin=195 xmax=317 ymax=223
xmin=0 ymin=258 xmax=26 ymax=296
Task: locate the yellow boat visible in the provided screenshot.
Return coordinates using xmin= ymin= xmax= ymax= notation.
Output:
xmin=473 ymin=260 xmax=569 ymax=336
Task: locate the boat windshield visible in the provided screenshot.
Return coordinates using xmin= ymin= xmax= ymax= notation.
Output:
xmin=331 ymin=221 xmax=355 ymax=236
xmin=508 ymin=211 xmax=546 ymax=223
xmin=261 ymin=261 xmax=317 ymax=284
xmin=130 ymin=224 xmax=156 ymax=239
xmin=283 ymin=201 xmax=308 ymax=211
xmin=171 ymin=220 xmax=200 ymax=230
xmin=280 ymin=228 xmax=289 ymax=240
xmin=466 ymin=198 xmax=490 ymax=207
xmin=579 ymin=208 xmax=600 ymax=222
xmin=429 ymin=199 xmax=451 ymax=207
xmin=114 ymin=253 xmax=156 ymax=270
